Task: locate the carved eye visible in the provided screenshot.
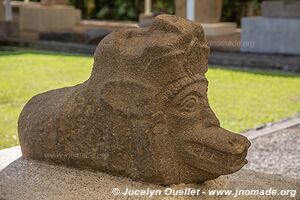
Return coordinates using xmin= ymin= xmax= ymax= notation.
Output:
xmin=179 ymin=96 xmax=198 ymax=113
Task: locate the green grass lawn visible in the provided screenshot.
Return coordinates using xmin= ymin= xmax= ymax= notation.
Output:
xmin=0 ymin=50 xmax=300 ymax=149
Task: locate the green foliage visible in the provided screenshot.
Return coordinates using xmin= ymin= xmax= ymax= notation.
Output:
xmin=1 ymin=51 xmax=300 ymax=149
xmin=68 ymin=0 xmax=261 ymax=24
xmin=14 ymin=0 xmax=261 ymax=23
xmin=151 ymin=0 xmax=174 ymax=16
xmin=95 ymin=0 xmax=141 ymax=21
xmin=69 ymin=0 xmax=174 ymax=20
xmin=221 ymin=0 xmax=263 ymax=25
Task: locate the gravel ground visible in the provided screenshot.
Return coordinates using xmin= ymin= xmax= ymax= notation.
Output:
xmin=245 ymin=124 xmax=300 ymax=179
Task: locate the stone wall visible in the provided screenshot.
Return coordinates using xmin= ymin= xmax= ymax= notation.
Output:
xmin=19 ymin=4 xmax=81 ymax=32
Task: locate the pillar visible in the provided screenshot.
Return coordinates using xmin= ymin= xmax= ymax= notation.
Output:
xmin=186 ymin=0 xmax=195 ymax=21
xmin=144 ymin=0 xmax=152 ymax=15
xmin=4 ymin=0 xmax=12 ymax=21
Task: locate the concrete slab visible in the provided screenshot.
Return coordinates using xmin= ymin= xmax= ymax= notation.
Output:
xmin=243 ymin=115 xmax=300 ymax=139
xmin=0 ymin=146 xmax=21 ymax=170
xmin=202 ymin=23 xmax=237 ymax=37
xmin=0 ymin=146 xmax=299 ymax=199
xmin=241 ymin=17 xmax=300 ymax=55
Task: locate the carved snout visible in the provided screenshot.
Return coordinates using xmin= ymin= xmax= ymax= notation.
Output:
xmin=184 ymin=127 xmax=251 ymax=175
xmin=201 ymin=127 xmax=251 ymax=155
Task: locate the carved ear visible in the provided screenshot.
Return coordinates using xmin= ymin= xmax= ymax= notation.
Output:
xmin=101 ymin=79 xmax=156 ymax=116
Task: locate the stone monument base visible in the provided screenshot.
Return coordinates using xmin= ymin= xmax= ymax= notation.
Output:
xmin=0 ymin=147 xmax=299 ymax=200
xmin=241 ymin=17 xmax=300 ymax=55
xmin=202 ymin=23 xmax=237 ymax=37
xmin=19 ymin=3 xmax=81 ymax=32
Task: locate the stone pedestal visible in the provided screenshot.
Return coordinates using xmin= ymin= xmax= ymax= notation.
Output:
xmin=0 ymin=146 xmax=299 ymax=200
xmin=241 ymin=0 xmax=300 ymax=55
xmin=175 ymin=0 xmax=237 ymax=37
xmin=262 ymin=0 xmax=300 ymax=18
xmin=195 ymin=0 xmax=223 ymax=23
xmin=19 ymin=3 xmax=81 ymax=32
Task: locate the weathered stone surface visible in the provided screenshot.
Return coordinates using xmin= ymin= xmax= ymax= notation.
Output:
xmin=18 ymin=15 xmax=250 ymax=185
xmin=0 ymin=149 xmax=299 ymax=200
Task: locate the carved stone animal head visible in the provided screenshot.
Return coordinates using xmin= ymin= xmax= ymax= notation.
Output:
xmin=18 ymin=15 xmax=250 ymax=185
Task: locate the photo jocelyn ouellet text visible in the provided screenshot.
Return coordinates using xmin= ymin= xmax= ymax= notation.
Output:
xmin=112 ymin=187 xmax=297 ymax=198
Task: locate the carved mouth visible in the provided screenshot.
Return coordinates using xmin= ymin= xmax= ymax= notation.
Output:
xmin=184 ymin=143 xmax=248 ymax=175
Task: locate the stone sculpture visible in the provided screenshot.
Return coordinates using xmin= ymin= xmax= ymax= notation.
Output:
xmin=18 ymin=15 xmax=250 ymax=185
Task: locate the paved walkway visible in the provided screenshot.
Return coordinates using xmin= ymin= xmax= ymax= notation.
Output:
xmin=245 ymin=124 xmax=300 ymax=179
